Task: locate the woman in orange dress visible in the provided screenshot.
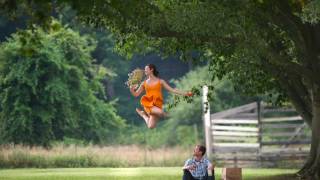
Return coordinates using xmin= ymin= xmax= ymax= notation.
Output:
xmin=129 ymin=64 xmax=192 ymax=129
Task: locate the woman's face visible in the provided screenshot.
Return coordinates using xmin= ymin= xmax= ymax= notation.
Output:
xmin=144 ymin=66 xmax=152 ymax=76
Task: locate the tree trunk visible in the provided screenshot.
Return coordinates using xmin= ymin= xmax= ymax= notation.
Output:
xmin=105 ymin=79 xmax=115 ymax=99
xmin=298 ymin=85 xmax=320 ymax=180
xmin=102 ymin=78 xmax=115 ymax=100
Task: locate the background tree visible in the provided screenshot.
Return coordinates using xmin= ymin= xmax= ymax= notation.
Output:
xmin=0 ymin=21 xmax=125 ymax=146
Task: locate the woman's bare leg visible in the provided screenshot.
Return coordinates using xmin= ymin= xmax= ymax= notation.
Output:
xmin=150 ymin=106 xmax=166 ymax=117
xmin=136 ymin=107 xmax=164 ymax=129
xmin=147 ymin=115 xmax=160 ymax=129
xmin=136 ymin=108 xmax=149 ymax=125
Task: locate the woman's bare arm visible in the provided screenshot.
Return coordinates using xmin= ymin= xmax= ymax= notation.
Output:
xmin=161 ymin=79 xmax=190 ymax=96
xmin=130 ymin=83 xmax=144 ymax=97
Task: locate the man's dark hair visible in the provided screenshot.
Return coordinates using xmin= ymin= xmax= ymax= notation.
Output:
xmin=197 ymin=145 xmax=206 ymax=156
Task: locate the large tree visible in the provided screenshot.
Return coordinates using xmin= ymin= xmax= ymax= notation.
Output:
xmin=0 ymin=21 xmax=125 ymax=146
xmin=1 ymin=0 xmax=320 ymax=178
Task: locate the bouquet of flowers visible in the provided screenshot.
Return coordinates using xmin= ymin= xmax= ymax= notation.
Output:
xmin=125 ymin=68 xmax=145 ymax=88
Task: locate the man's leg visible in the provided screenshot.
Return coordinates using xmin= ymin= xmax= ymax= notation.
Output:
xmin=203 ymin=172 xmax=209 ymax=180
xmin=208 ymin=169 xmax=215 ymax=180
xmin=182 ymin=170 xmax=195 ymax=180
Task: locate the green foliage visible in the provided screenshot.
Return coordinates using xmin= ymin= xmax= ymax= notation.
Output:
xmin=0 ymin=20 xmax=125 ymax=146
xmin=300 ymin=0 xmax=320 ymax=24
xmin=1 ymin=1 xmax=318 ymax=152
xmin=175 ymin=125 xmax=198 ymax=147
xmin=57 ymin=6 xmax=145 ymax=131
xmin=46 ymin=0 xmax=318 ymax=114
xmin=53 ymin=137 xmax=88 ymax=147
xmin=117 ymin=125 xmax=168 ymax=148
xmin=58 ymin=0 xmax=320 ymax=132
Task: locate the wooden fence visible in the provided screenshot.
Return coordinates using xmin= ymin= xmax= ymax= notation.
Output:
xmin=202 ymin=86 xmax=310 ymax=168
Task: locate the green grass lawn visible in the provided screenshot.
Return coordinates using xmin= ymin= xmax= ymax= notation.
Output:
xmin=0 ymin=167 xmax=298 ymax=180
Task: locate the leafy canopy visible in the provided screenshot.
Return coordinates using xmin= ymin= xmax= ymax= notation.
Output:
xmin=0 ymin=21 xmax=125 ymax=146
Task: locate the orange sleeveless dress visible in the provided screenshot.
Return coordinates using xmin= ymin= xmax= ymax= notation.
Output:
xmin=140 ymin=80 xmax=163 ymax=114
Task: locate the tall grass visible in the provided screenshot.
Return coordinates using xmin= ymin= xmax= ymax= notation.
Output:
xmin=0 ymin=145 xmax=191 ymax=168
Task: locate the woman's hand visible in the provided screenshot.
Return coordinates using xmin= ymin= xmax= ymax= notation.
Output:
xmin=129 ymin=83 xmax=144 ymax=97
xmin=130 ymin=84 xmax=138 ymax=90
xmin=185 ymin=91 xmax=193 ymax=97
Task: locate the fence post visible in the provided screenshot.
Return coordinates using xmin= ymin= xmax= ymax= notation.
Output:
xmin=257 ymin=101 xmax=263 ymax=167
xmin=257 ymin=101 xmax=262 ymax=149
xmin=203 ymin=85 xmax=212 ymax=158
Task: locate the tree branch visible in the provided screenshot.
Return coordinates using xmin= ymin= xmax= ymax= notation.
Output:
xmin=261 ymin=60 xmax=313 ymax=126
xmin=266 ymin=48 xmax=320 ymax=86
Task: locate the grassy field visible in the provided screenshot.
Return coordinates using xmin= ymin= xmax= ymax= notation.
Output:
xmin=0 ymin=167 xmax=299 ymax=180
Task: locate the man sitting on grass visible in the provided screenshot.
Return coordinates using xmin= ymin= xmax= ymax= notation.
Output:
xmin=182 ymin=145 xmax=214 ymax=180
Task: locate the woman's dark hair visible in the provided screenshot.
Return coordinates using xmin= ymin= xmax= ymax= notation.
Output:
xmin=147 ymin=64 xmax=159 ymax=77
xmin=197 ymin=145 xmax=206 ymax=156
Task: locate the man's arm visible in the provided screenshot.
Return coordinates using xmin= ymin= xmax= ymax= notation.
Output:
xmin=182 ymin=159 xmax=195 ymax=170
xmin=206 ymin=159 xmax=214 ymax=170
